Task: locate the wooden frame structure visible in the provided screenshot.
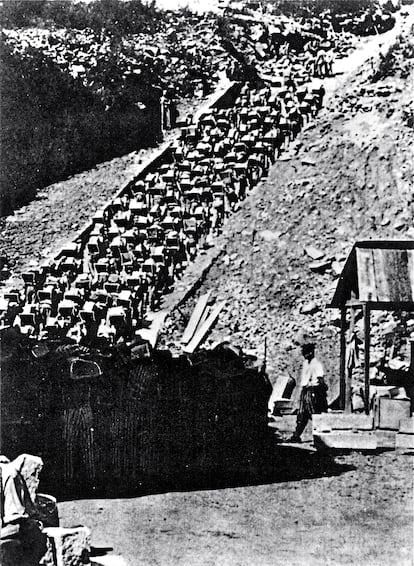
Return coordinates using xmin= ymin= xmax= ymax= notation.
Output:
xmin=329 ymin=241 xmax=414 ymax=414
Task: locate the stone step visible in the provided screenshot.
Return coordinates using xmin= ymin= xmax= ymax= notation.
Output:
xmin=91 ymin=556 xmax=128 ymax=566
xmin=398 ymin=417 xmax=414 ymax=435
xmin=375 ymin=430 xmax=396 ymax=450
xmin=313 ymin=431 xmax=377 ymax=452
xmin=396 ymin=433 xmax=414 ymax=450
xmin=313 ymin=413 xmax=373 ymax=432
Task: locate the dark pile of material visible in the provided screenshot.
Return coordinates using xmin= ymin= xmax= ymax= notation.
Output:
xmin=0 ymin=337 xmax=272 ymax=495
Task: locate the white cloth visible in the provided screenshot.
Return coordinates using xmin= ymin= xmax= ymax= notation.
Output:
xmin=1 ymin=463 xmax=30 ymax=526
xmin=301 ymin=357 xmax=324 ymax=388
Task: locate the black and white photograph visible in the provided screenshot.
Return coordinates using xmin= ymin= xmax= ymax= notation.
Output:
xmin=0 ymin=0 xmax=413 ymax=564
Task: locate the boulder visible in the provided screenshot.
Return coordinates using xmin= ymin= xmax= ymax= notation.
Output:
xmin=301 ymin=301 xmax=320 ymax=315
xmin=259 ymin=229 xmax=280 ymax=242
xmin=309 ymin=259 xmax=332 ymax=272
xmin=331 ymin=260 xmax=344 ymax=277
xmin=41 ymin=526 xmax=91 ymax=566
xmin=304 ymin=246 xmax=325 ymax=260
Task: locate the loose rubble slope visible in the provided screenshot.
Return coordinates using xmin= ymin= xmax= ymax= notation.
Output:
xmin=160 ymin=13 xmax=414 ymax=394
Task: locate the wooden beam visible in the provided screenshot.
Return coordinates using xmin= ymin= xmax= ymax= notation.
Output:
xmin=345 ymin=299 xmax=364 ymax=308
xmin=363 ymin=303 xmax=371 ymax=415
xmin=195 ymin=305 xmax=211 ymax=333
xmin=181 ymin=291 xmax=212 ymax=345
xmin=339 ymin=307 xmax=346 ymax=410
xmin=339 ymin=300 xmax=414 ymax=311
xmin=367 ymin=302 xmax=414 ymax=311
xmin=183 ymin=301 xmax=226 ymax=354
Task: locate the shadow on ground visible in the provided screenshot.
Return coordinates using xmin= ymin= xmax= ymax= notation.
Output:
xmin=54 ymin=443 xmax=355 ymax=502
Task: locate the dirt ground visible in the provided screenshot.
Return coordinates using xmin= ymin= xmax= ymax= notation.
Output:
xmin=59 ymin=447 xmax=413 ymax=566
xmin=2 ymin=7 xmax=414 ymax=566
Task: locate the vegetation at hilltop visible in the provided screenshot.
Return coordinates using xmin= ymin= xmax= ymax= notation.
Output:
xmin=1 ymin=0 xmax=161 ymax=34
xmin=267 ymin=0 xmax=386 ymax=16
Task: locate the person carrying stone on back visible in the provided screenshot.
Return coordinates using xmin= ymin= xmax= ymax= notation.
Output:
xmin=290 ymin=334 xmax=328 ymax=442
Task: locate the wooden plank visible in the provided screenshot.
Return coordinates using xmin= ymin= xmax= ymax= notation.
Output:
xmin=181 ymin=291 xmax=212 ymax=345
xmin=382 ymin=249 xmax=412 ymax=302
xmin=195 ymin=306 xmax=211 ymax=333
xmin=183 ymin=300 xmax=226 ymax=354
xmin=344 ymin=299 xmax=364 ymax=307
xmin=372 ymin=248 xmax=391 ymax=301
xmin=356 ymin=248 xmax=376 ymax=301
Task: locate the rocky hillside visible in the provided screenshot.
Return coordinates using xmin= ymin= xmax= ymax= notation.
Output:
xmin=160 ymin=12 xmax=414 ymax=393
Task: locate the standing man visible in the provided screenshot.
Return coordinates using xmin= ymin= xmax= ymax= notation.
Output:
xmin=290 ymin=336 xmax=328 ymax=442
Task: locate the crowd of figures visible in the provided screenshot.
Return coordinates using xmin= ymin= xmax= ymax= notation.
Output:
xmin=1 ymin=0 xmax=397 ymax=214
xmin=1 ymin=336 xmax=271 ymax=492
xmin=2 ymin=77 xmax=324 ymax=348
xmin=2 ymin=14 xmax=227 ymax=112
xmin=0 ymin=0 xmax=399 ymax=351
xmin=222 ymin=0 xmax=397 ymax=86
xmin=2 ymin=1 xmax=396 ymax=111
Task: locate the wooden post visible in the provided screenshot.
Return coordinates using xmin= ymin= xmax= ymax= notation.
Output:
xmin=363 ymin=303 xmax=371 ymax=415
xmin=346 ymin=307 xmax=355 ymax=414
xmin=339 ymin=307 xmax=347 ymax=410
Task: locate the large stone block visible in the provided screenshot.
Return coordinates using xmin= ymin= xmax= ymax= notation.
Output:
xmin=313 ymin=431 xmax=377 ymax=452
xmin=374 ymin=398 xmax=411 ymax=430
xmin=396 ymin=433 xmax=414 ymax=450
xmin=398 ymin=417 xmax=414 ymax=434
xmin=313 ymin=413 xmax=373 ymax=433
xmin=375 ymin=430 xmax=396 ymax=450
xmin=41 ymin=526 xmax=91 ymax=566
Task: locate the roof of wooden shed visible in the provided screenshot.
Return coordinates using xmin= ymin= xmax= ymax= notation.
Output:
xmin=329 ymin=240 xmax=414 ymax=309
